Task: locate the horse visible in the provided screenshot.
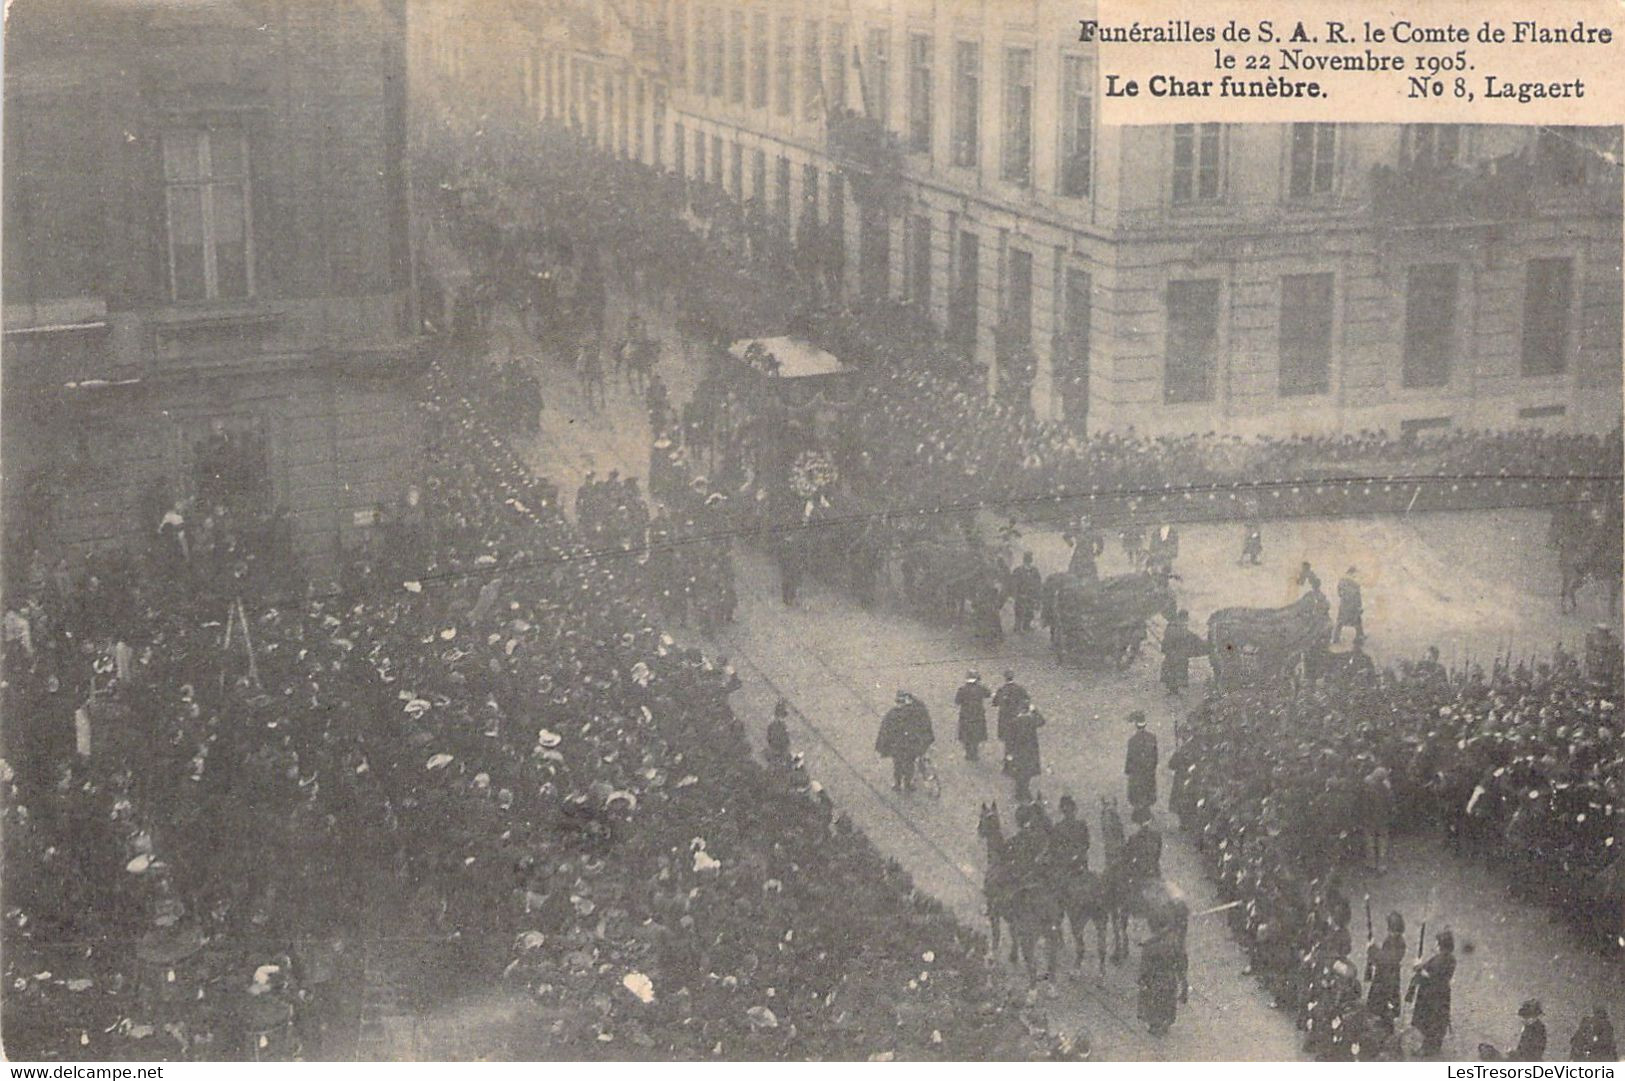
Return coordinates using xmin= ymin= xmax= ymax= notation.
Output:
xmin=977 ymin=803 xmax=1061 ymax=983
xmin=899 ymin=540 xmax=1007 ymax=623
xmin=1051 ymin=848 xmax=1112 ymax=976
xmin=1555 ymin=501 xmax=1622 ymax=614
xmin=1099 ymin=799 xmax=1189 ymax=992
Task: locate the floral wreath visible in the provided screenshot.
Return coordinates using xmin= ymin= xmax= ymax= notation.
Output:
xmin=789 ymin=450 xmax=838 ymax=505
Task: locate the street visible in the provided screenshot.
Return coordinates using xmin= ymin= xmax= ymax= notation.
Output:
xmin=473 ymin=283 xmax=1624 ymax=1060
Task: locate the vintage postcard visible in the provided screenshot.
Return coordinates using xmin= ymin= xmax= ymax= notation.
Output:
xmin=2 ymin=0 xmax=1620 ymax=1068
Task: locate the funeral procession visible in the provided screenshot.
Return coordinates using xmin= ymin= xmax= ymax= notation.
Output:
xmin=1 ymin=0 xmax=1621 ymax=1066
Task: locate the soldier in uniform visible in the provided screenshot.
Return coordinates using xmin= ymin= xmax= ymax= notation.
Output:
xmin=1406 ymin=929 xmax=1458 ymax=1057
xmin=1125 ymin=712 xmax=1160 ymax=824
xmin=1366 ymin=910 xmax=1408 ymax=1024
xmin=1010 ymin=552 xmax=1043 ymax=633
xmin=954 ymin=670 xmax=991 ymax=761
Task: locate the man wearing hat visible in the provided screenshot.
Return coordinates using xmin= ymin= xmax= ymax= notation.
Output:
xmin=1480 ymin=1001 xmax=1547 ymax=1061
xmin=1010 ymin=551 xmax=1042 ymax=634
xmin=1125 ymin=712 xmax=1159 ymax=823
xmin=1052 ymin=794 xmax=1091 ymax=876
xmin=954 ymin=671 xmax=991 ymax=761
xmin=992 ymin=670 xmax=1030 ymax=771
xmin=875 ymin=691 xmax=934 ymax=792
xmin=1336 ymin=567 xmax=1365 ymax=645
xmin=1159 ymin=609 xmax=1207 ymax=695
xmin=1004 ymin=702 xmax=1046 ymax=801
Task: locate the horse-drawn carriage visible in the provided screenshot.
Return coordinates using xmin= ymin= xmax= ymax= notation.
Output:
xmin=1207 ymin=593 xmax=1334 ymax=690
xmin=1042 ymin=571 xmax=1178 ymax=669
xmin=716 ymin=337 xmax=889 ymax=593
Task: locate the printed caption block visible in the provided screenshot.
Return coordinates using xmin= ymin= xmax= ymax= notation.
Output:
xmin=1091 ymin=0 xmax=1625 ymax=124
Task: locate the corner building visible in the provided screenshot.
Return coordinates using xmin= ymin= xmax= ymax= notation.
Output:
xmin=3 ymin=0 xmax=421 ymax=564
xmin=415 ymin=0 xmax=1622 ymax=437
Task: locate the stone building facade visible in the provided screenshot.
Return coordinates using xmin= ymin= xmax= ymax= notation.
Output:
xmin=416 ymin=0 xmax=1622 ymax=436
xmin=3 ymin=0 xmax=422 ymax=566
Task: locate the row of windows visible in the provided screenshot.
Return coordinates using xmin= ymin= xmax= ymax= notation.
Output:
xmin=653 ymin=13 xmax=1590 ymax=205
xmin=674 ymin=4 xmax=848 ymax=115
xmin=664 ymin=112 xmax=1586 ymax=404
xmin=1164 ymin=259 xmax=1581 ymax=404
xmin=535 ymin=29 xmax=1593 ymax=213
xmin=662 ymin=11 xmax=1092 ymax=197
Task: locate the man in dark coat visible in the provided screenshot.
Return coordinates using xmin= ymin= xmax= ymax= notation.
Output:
xmin=876 ymin=691 xmax=934 ymax=792
xmin=765 ymin=699 xmax=792 ymax=770
xmin=1122 ymin=818 xmax=1164 ymax=894
xmin=1147 ymin=523 xmax=1180 ymax=574
xmin=1366 ymin=910 xmax=1407 ymax=1024
xmin=1406 ymin=929 xmax=1457 ymax=1057
xmin=1052 ymin=794 xmax=1091 ymax=873
xmin=1512 ymin=1000 xmax=1548 ymax=1061
xmin=1569 ymin=1006 xmax=1617 ymax=1061
xmin=1481 ymin=1000 xmax=1548 ymax=1062
xmin=1010 ymin=552 xmax=1042 ymax=633
xmin=1004 ymin=702 xmax=1045 ymax=801
xmin=1336 ymin=567 xmax=1365 ymax=644
xmin=991 ymin=670 xmax=1029 ymax=769
xmin=1159 ymin=609 xmax=1206 ymax=694
xmin=971 ymin=578 xmax=1005 ymax=643
xmin=954 ymin=670 xmax=991 ymax=761
xmin=1125 ymin=712 xmax=1159 ymax=822
xmin=1138 ymin=916 xmax=1185 ymax=1035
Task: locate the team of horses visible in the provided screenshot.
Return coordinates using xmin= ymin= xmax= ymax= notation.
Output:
xmin=977 ymin=801 xmax=1190 ymax=985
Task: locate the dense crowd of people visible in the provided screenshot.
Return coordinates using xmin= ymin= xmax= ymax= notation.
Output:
xmin=1 ymin=342 xmax=1088 ymax=1060
xmin=1168 ymin=649 xmax=1623 ymax=1059
xmin=420 ymin=118 xmax=1621 ymax=542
